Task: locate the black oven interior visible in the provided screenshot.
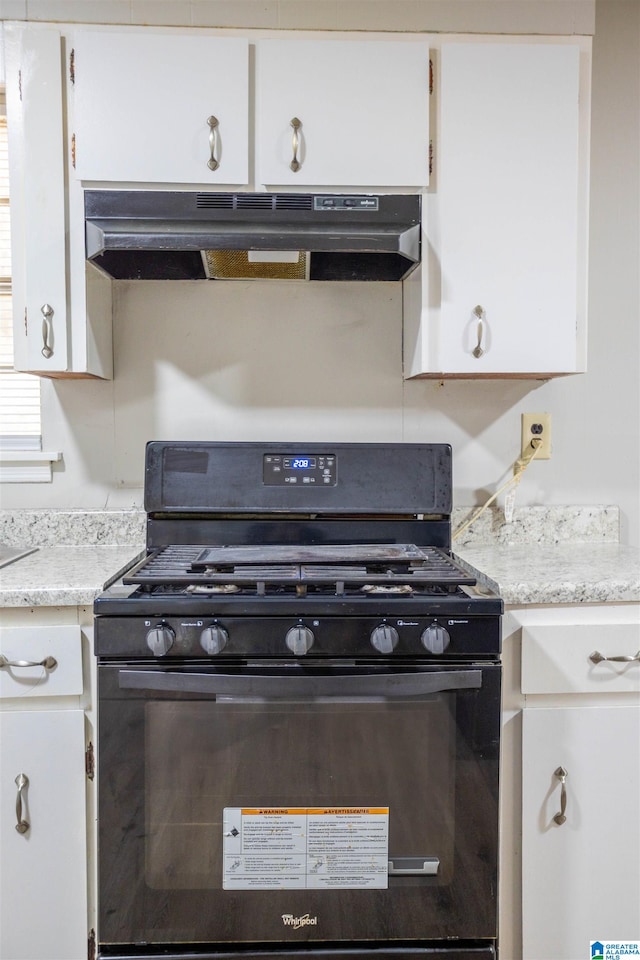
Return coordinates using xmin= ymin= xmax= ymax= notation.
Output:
xmin=94 ymin=442 xmax=502 ymax=960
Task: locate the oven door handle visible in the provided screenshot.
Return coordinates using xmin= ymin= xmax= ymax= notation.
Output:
xmin=117 ymin=669 xmax=483 ymax=698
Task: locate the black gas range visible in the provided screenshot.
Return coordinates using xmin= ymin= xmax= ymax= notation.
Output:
xmin=93 ymin=442 xmax=502 ymax=960
xmin=95 ymin=441 xmax=501 ymax=661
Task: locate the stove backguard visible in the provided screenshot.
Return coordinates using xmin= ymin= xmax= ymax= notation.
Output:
xmin=143 ymin=442 xmax=453 ymax=518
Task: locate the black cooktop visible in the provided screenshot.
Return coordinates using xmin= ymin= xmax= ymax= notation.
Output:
xmin=122 ymin=542 xmax=477 ymax=595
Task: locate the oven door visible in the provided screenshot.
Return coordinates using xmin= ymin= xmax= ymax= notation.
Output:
xmin=97 ymin=661 xmax=500 ymax=957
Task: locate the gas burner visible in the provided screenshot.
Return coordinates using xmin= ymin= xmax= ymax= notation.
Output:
xmin=186 ymin=583 xmax=241 ymax=595
xmin=361 ymin=584 xmax=414 ymax=595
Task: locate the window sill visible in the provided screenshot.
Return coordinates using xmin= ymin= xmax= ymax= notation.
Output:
xmin=0 ymin=450 xmax=62 ymax=482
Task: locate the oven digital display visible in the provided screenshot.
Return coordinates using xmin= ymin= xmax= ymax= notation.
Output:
xmin=263 ymin=454 xmax=337 ymax=486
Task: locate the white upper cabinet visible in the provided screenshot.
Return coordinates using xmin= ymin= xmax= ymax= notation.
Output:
xmin=256 ymin=39 xmax=430 ymax=188
xmin=72 ymin=30 xmax=250 ymax=184
xmin=4 ymin=23 xmax=591 ymax=381
xmin=5 ymin=26 xmax=68 ymax=372
xmin=71 ymin=33 xmax=429 ymax=189
xmin=404 ymin=39 xmax=590 ymax=379
xmin=4 ymin=22 xmax=112 ymax=378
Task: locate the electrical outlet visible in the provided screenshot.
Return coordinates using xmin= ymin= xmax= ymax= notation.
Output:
xmin=521 ymin=413 xmax=552 ymax=459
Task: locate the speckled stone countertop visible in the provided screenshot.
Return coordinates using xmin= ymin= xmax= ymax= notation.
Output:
xmin=0 ymin=545 xmax=143 ymax=607
xmin=455 ymin=543 xmax=640 ymax=605
xmin=0 ymin=506 xmax=638 ymax=608
xmin=0 ymin=510 xmax=145 ymax=608
xmin=451 ymin=503 xmax=640 ymax=604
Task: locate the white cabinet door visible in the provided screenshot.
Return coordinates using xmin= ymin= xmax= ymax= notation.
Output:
xmin=72 ymin=30 xmax=249 ymax=185
xmin=257 ymin=39 xmax=430 ymax=187
xmin=0 ymin=710 xmax=87 ymax=960
xmin=4 ymin=25 xmax=69 ymax=373
xmin=522 ymin=706 xmax=640 ymax=960
xmin=4 ymin=23 xmax=113 ymax=378
xmin=404 ymin=41 xmax=588 ymax=378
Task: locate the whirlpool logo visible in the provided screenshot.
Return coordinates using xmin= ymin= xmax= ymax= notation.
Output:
xmin=281 ymin=913 xmax=318 ymax=930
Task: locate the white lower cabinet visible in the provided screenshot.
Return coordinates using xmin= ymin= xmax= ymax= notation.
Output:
xmin=0 ymin=710 xmax=88 ymax=960
xmin=0 ymin=622 xmax=90 ymax=960
xmin=522 ymin=705 xmax=640 ymax=959
xmin=506 ymin=606 xmax=640 ymax=960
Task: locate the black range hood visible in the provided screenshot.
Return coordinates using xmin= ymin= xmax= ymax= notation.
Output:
xmin=84 ymin=191 xmax=421 ymax=282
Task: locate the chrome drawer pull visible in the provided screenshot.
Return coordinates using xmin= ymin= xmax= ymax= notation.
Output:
xmin=15 ymin=773 xmax=30 ymax=834
xmin=41 ymin=303 xmax=54 ymax=359
xmin=589 ymin=650 xmax=640 ymax=664
xmin=472 ymin=304 xmax=485 ymax=358
xmin=553 ymin=766 xmax=568 ymax=825
xmin=207 ymin=116 xmax=219 ymax=171
xmin=290 ymin=117 xmax=302 ymax=172
xmin=0 ymin=654 xmax=57 ymax=670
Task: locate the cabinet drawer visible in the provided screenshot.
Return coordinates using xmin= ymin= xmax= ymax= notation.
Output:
xmin=0 ymin=626 xmax=83 ymax=699
xmin=522 ymin=622 xmax=640 ymax=694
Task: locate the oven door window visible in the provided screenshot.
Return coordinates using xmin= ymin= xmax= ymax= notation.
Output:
xmin=146 ymin=698 xmax=451 ymax=891
xmin=97 ymin=664 xmax=500 ymax=947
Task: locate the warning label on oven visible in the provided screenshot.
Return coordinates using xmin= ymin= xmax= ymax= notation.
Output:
xmin=222 ymin=807 xmax=389 ymax=890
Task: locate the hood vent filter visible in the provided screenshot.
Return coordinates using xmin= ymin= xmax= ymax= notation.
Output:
xmin=203 ymin=250 xmax=308 ymax=280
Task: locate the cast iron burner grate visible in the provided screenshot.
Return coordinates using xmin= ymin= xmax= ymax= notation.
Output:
xmin=123 ymin=543 xmax=476 ymax=596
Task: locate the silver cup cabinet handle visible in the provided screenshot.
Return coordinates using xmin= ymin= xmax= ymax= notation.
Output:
xmin=290 ymin=117 xmax=302 ymax=172
xmin=15 ymin=773 xmax=29 ymax=834
xmin=553 ymin=766 xmax=568 ymax=826
xmin=472 ymin=305 xmax=485 ymax=358
xmin=0 ymin=654 xmax=58 ymax=670
xmin=41 ymin=303 xmax=54 ymax=359
xmin=589 ymin=650 xmax=640 ymax=664
xmin=207 ymin=116 xmax=219 ymax=171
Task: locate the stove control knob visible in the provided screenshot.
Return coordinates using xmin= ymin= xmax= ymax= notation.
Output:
xmin=285 ymin=624 xmax=314 ymax=656
xmin=146 ymin=623 xmax=175 ymax=656
xmin=370 ymin=624 xmax=399 ymax=654
xmin=200 ymin=624 xmax=229 ymax=656
xmin=421 ymin=623 xmax=451 ymax=655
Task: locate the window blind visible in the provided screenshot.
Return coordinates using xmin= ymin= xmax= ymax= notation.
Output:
xmin=0 ymin=106 xmax=42 ymax=448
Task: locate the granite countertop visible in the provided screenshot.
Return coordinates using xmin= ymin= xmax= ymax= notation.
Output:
xmin=0 ymin=506 xmax=638 ymax=608
xmin=456 ymin=542 xmax=640 ymax=605
xmin=0 ymin=545 xmax=143 ymax=607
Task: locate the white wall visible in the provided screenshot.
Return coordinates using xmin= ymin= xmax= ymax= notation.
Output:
xmin=2 ymin=0 xmax=638 ymax=547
